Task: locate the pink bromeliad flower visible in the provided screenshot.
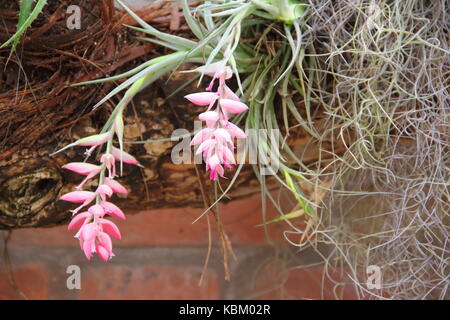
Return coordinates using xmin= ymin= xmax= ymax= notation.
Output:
xmin=185 ymin=62 xmax=248 ymax=180
xmin=59 ymin=129 xmax=139 ymax=261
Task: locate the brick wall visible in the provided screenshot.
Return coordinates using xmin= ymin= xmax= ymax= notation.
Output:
xmin=0 ymin=196 xmax=357 ymax=299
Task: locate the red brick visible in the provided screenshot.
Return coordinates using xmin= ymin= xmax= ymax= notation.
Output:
xmin=0 ymin=264 xmax=48 ymax=300
xmin=79 ymin=265 xmax=219 ymax=299
xmin=10 ymin=196 xmax=303 ymax=247
xmin=250 ymin=262 xmax=358 ymax=300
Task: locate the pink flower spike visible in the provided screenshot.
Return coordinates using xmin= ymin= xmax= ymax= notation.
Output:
xmin=60 ymin=191 xmax=96 ymax=203
xmin=199 ymin=111 xmax=219 ymax=127
xmin=67 ymin=212 xmax=91 ymax=230
xmin=105 ymin=178 xmax=128 ymax=194
xmin=62 ymin=163 xmax=101 ymax=176
xmin=220 ymin=99 xmax=249 ymax=114
xmin=96 ymin=184 xmax=113 ymax=198
xmin=98 ymin=219 xmax=121 ymax=239
xmin=185 ymin=92 xmax=218 ymax=106
xmin=101 ymin=201 xmax=126 ymax=220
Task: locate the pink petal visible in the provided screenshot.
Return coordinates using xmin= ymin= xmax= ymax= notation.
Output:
xmin=199 ymin=111 xmax=219 ymax=127
xmin=224 ymin=147 xmax=236 ymax=164
xmin=99 ymin=219 xmax=121 ymax=239
xmin=60 ymin=191 xmax=96 ymax=203
xmin=105 ymin=178 xmax=128 ymax=194
xmin=67 ymin=212 xmax=91 ymax=231
xmin=196 ymin=139 xmax=214 ymax=156
xmin=185 ymin=92 xmax=218 ymax=106
xmin=95 ymin=245 xmax=110 ymax=261
xmin=96 ymin=184 xmax=113 ymax=197
xmin=111 ymin=147 xmax=140 ymax=166
xmin=220 ymin=99 xmax=249 ymax=114
xmin=225 ymin=122 xmax=246 ymax=139
xmin=101 ymin=201 xmax=126 ymax=220
xmin=76 ymin=132 xmax=112 ymax=147
xmin=88 ymin=204 xmax=105 ymax=217
xmin=62 ymin=163 xmax=101 ymax=176
xmin=82 ymin=240 xmax=94 ymax=260
xmin=79 ymin=223 xmax=98 ymax=241
xmin=97 ymin=232 xmax=113 ymax=254
xmin=191 ymin=128 xmax=212 ymax=146
xmin=207 ymin=154 xmax=220 ymax=169
xmin=195 ymin=63 xmax=232 ymax=79
xmin=224 ymin=85 xmax=240 ymax=101
xmin=213 ymin=128 xmax=232 ymax=142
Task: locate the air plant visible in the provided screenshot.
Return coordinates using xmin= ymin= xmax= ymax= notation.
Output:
xmin=51 ymin=0 xmax=319 ymax=260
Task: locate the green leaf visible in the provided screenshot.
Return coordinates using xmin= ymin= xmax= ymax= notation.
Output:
xmin=1 ymin=0 xmax=47 ymax=50
xmin=257 ymin=209 xmax=305 ymax=226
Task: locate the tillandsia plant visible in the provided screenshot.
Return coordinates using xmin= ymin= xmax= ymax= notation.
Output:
xmin=53 ymin=0 xmax=316 ymax=261
xmin=52 ymin=111 xmax=141 ymax=261
xmin=185 ymin=62 xmax=248 ymax=180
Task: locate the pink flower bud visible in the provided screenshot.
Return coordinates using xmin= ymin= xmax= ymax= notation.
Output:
xmin=62 ymin=163 xmax=101 ymax=176
xmin=196 ymin=139 xmax=215 ymax=155
xmin=96 ymin=245 xmax=110 ymax=261
xmin=185 ymin=92 xmax=218 ymax=106
xmin=97 ymin=232 xmax=113 ymax=254
xmin=105 ymin=178 xmax=128 ymax=194
xmin=96 ymin=184 xmax=113 ymax=198
xmin=88 ymin=204 xmax=105 ymax=217
xmin=223 ymin=147 xmax=236 ymax=164
xmin=225 ymin=122 xmax=246 ymax=139
xmin=98 ymin=219 xmax=121 ymax=239
xmin=75 ymin=132 xmax=112 ymax=147
xmin=78 ymin=223 xmax=98 ymax=241
xmin=220 ymin=99 xmax=249 ymax=114
xmin=82 ymin=240 xmax=94 ymax=260
xmin=67 ymin=212 xmax=91 ymax=231
xmin=195 ymin=62 xmax=233 ymax=79
xmin=60 ymin=191 xmax=96 ymax=203
xmin=224 ymin=85 xmax=240 ymax=101
xmin=199 ymin=111 xmax=219 ymax=127
xmin=191 ymin=128 xmax=212 ymax=146
xmin=213 ymin=128 xmax=232 ymax=142
xmin=111 ymin=147 xmax=140 ymax=166
xmin=101 ymin=201 xmax=126 ymax=220
xmin=207 ymin=154 xmax=220 ymax=170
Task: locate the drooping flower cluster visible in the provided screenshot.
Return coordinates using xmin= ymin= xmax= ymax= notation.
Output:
xmin=185 ymin=62 xmax=248 ymax=180
xmin=58 ymin=129 xmax=140 ymax=261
